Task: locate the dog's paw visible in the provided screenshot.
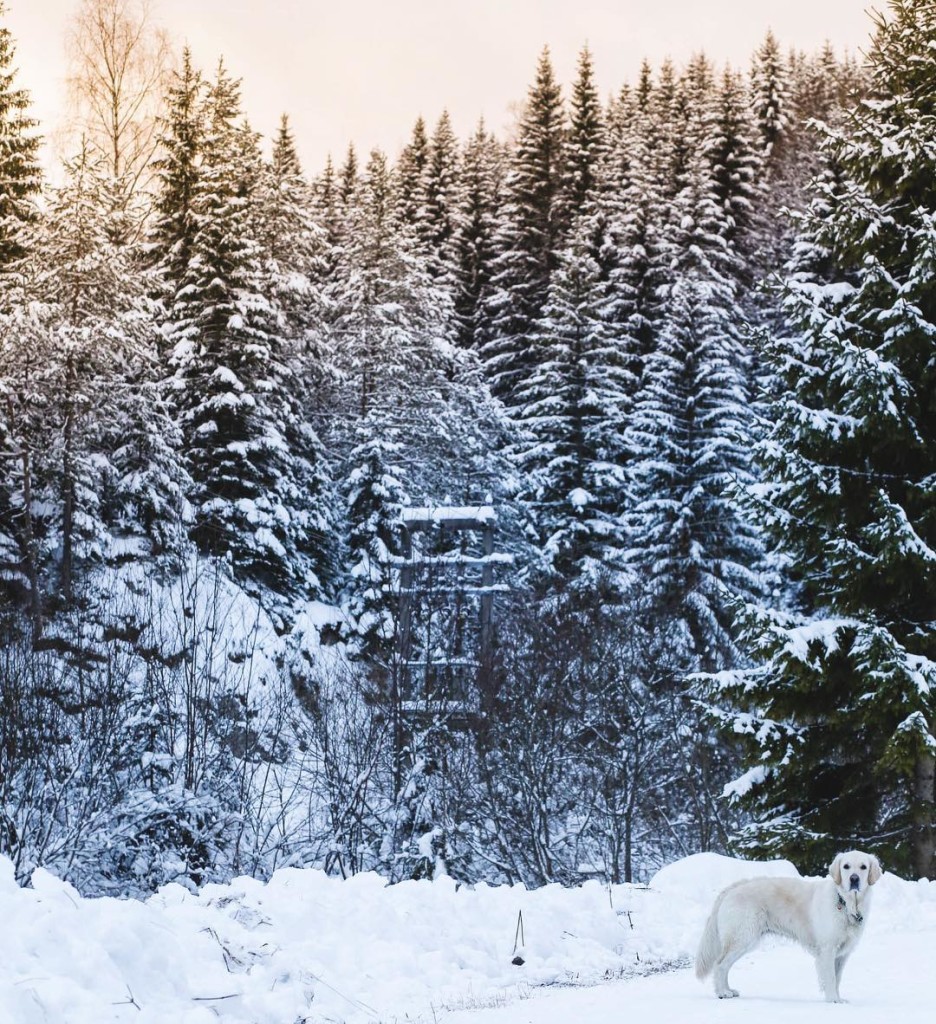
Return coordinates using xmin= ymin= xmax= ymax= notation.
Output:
xmin=717 ymin=989 xmax=740 ymax=999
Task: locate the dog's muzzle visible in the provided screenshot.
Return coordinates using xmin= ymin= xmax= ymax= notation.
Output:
xmin=849 ymin=873 xmax=861 ymax=891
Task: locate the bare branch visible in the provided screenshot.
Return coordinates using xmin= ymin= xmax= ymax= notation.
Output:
xmin=65 ymin=0 xmax=172 ymax=208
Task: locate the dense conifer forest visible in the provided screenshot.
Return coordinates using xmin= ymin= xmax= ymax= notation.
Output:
xmin=0 ymin=0 xmax=933 ymax=893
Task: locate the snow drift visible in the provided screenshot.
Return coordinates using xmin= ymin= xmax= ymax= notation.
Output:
xmin=1 ymin=852 xmax=934 ymax=1024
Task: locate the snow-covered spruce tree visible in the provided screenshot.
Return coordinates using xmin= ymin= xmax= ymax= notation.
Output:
xmin=343 ymin=424 xmax=408 ymax=667
xmin=310 ymin=154 xmax=343 ymax=273
xmin=4 ymin=142 xmax=180 ymax=623
xmin=513 ymin=235 xmax=633 ymax=583
xmin=0 ymin=306 xmax=50 ymax=634
xmin=0 ymin=142 xmax=186 ymax=858
xmin=339 ymin=143 xmax=359 ymax=204
xmin=257 ymin=117 xmax=339 ymax=537
xmin=452 ymin=119 xmax=503 ymax=350
xmin=0 ymin=2 xmax=44 ymax=624
xmin=416 ymin=110 xmax=461 ymax=287
xmin=598 ymin=72 xmax=667 ymax=387
xmin=790 ymin=43 xmax=845 ymax=138
xmin=0 ymin=2 xmax=41 ymax=270
xmin=481 ymin=47 xmax=566 ymax=405
xmin=669 ymin=54 xmax=716 ymax=197
xmin=748 ymin=30 xmax=805 ymax=282
xmin=604 ymin=56 xmax=708 ymax=354
xmin=552 ymin=46 xmax=615 ymax=317
xmin=258 ymin=115 xmax=315 ymax=268
xmin=708 ymin=68 xmax=763 ymax=270
xmin=624 ymin=117 xmax=760 ymax=673
xmin=750 ymin=30 xmax=793 ymax=174
xmin=149 ymin=46 xmax=203 ymax=299
xmin=560 ymin=46 xmax=607 ymax=223
xmin=256 ymin=114 xmax=332 ymax=356
xmin=394 ymin=115 xmax=429 ymax=231
xmin=619 ymin=99 xmax=762 ymax=852
xmin=786 ymin=47 xmax=871 ymax=216
xmin=23 ymin=143 xmax=154 ymax=606
xmin=722 ymin=0 xmax=936 ymax=880
xmin=165 ymin=60 xmax=332 ymax=605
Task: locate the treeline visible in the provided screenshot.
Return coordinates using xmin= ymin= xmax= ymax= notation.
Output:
xmin=0 ymin=0 xmax=932 ymax=891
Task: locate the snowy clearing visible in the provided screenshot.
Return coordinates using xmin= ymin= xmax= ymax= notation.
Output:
xmin=445 ymin=928 xmax=934 ymax=1024
xmin=1 ymin=852 xmax=934 ymax=1024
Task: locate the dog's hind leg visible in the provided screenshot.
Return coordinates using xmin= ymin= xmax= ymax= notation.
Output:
xmin=713 ymin=937 xmax=757 ymax=999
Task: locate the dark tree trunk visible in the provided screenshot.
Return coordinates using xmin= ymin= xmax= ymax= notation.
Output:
xmin=913 ymin=745 xmax=935 ymax=880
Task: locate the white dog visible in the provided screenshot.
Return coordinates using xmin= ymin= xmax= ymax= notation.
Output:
xmin=695 ymin=851 xmax=882 ymax=1002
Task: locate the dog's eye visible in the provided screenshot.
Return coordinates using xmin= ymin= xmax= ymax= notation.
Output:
xmin=860 ymin=863 xmax=867 ymax=870
xmin=843 ymin=863 xmax=850 ymax=869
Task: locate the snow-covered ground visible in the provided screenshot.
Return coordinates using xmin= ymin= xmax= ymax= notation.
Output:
xmin=1 ymin=852 xmax=934 ymax=1024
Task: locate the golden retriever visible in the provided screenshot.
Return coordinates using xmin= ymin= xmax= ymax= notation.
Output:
xmin=695 ymin=851 xmax=882 ymax=1002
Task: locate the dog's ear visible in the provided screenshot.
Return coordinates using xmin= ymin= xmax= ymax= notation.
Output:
xmin=829 ymin=853 xmax=843 ymax=886
xmin=867 ymin=854 xmax=882 ymax=885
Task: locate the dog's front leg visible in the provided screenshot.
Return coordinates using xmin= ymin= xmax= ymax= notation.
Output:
xmin=816 ymin=950 xmax=843 ymax=1002
xmin=835 ymin=952 xmax=849 ymax=991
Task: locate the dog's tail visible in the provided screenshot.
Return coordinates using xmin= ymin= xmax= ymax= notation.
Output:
xmin=694 ymin=901 xmax=722 ymax=980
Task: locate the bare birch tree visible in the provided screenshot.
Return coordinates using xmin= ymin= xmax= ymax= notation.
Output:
xmin=65 ymin=0 xmax=171 ymax=213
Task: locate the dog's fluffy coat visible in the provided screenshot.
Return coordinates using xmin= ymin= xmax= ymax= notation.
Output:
xmin=695 ymin=851 xmax=882 ymax=1002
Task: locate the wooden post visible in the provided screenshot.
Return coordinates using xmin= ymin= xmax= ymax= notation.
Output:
xmin=478 ymin=520 xmax=495 ymax=714
xmin=393 ymin=525 xmax=414 ymax=797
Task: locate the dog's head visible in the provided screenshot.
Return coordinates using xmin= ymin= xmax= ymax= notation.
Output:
xmin=829 ymin=850 xmax=882 ymax=896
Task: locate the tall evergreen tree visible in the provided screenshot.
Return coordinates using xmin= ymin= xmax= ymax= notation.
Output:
xmin=513 ymin=236 xmax=633 ymax=581
xmin=561 ymin=46 xmax=607 ymax=219
xmin=0 ymin=2 xmax=44 ymax=622
xmin=0 ymin=300 xmax=51 ymax=629
xmin=395 ymin=115 xmax=429 ymax=230
xmin=481 ymin=47 xmax=566 ymax=404
xmin=624 ymin=118 xmax=759 ymax=672
xmin=452 ymin=120 xmax=503 ymax=350
xmin=617 ymin=111 xmax=761 ymax=846
xmin=150 ymin=46 xmax=204 ymax=291
xmin=417 ymin=109 xmax=461 ymax=286
xmin=258 ymin=114 xmax=305 ymax=261
xmin=0 ymin=1 xmax=41 ymax=270
xmin=49 ymin=145 xmax=183 ymax=565
xmin=599 ymin=77 xmax=666 ymax=385
xmin=750 ymin=30 xmax=792 ymax=170
xmin=310 ymin=154 xmax=346 ymax=282
xmin=645 ymin=59 xmax=682 ymax=203
xmin=635 ymin=59 xmax=653 ymax=110
xmin=38 ymin=145 xmax=137 ymax=603
xmin=256 ymin=114 xmax=327 ymax=328
xmin=709 ymin=68 xmax=762 ymax=261
xmin=723 ymin=0 xmax=936 ymax=880
xmin=558 ymin=47 xmax=614 ymax=301
xmin=666 ymin=53 xmax=716 ymax=204
xmin=339 ymin=143 xmax=358 ymax=205
xmin=166 ymin=60 xmax=332 ymax=602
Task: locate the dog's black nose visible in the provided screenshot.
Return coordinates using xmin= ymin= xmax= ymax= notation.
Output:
xmin=849 ymin=873 xmax=860 ymax=889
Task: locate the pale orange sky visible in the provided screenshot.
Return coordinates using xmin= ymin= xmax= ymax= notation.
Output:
xmin=7 ymin=0 xmax=876 ymax=176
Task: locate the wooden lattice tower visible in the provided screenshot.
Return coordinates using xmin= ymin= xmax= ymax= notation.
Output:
xmin=396 ymin=505 xmax=510 ymax=721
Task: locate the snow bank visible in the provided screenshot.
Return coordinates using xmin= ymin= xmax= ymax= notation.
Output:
xmin=1 ymin=853 xmax=934 ymax=1024
xmin=636 ymin=852 xmax=800 ymax=959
